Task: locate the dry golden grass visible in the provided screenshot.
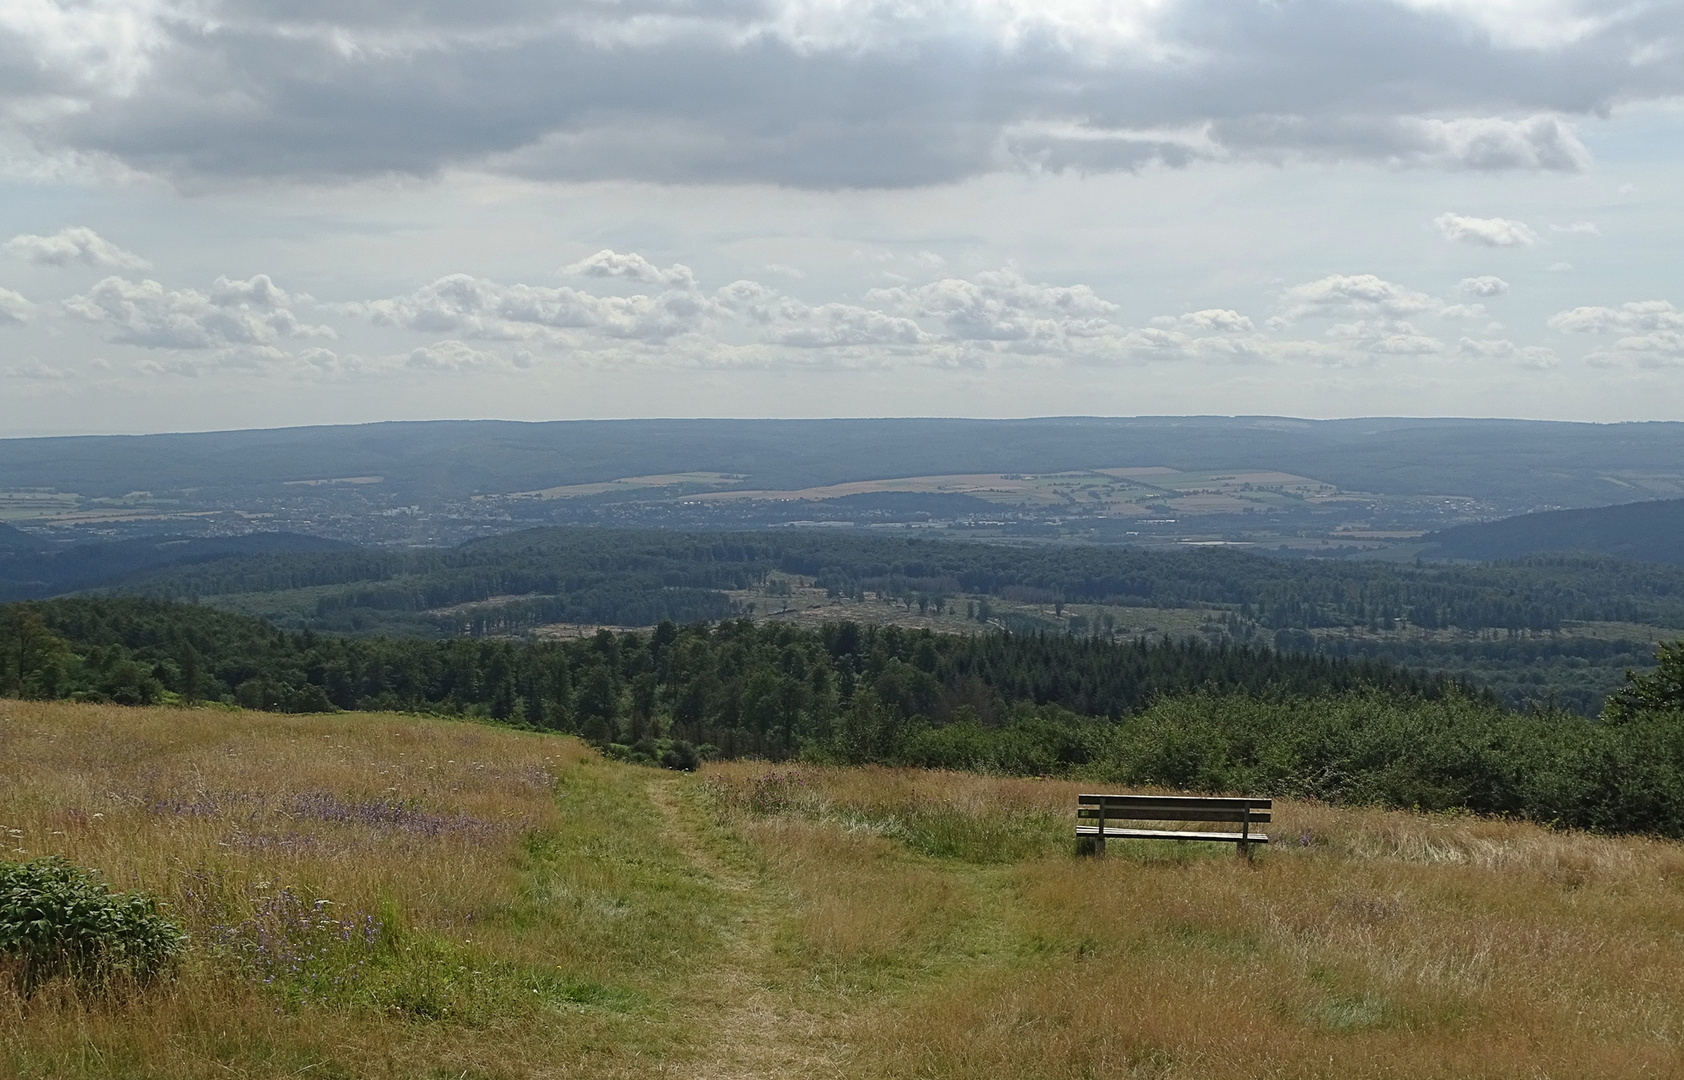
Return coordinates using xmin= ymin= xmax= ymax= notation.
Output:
xmin=0 ymin=700 xmax=718 ymax=1079
xmin=8 ymin=703 xmax=1684 ymax=1079
xmin=703 ymin=762 xmax=1684 ymax=1079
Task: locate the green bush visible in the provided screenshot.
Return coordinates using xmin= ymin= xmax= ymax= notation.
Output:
xmin=0 ymin=857 xmax=184 ymax=995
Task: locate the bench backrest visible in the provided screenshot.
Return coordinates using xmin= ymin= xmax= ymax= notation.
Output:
xmin=1078 ymin=793 xmax=1272 ymax=824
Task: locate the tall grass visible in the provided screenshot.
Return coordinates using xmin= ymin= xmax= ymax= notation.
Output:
xmin=7 ymin=700 xmax=1684 ymax=1079
xmin=0 ymin=699 xmax=724 ymax=1078
xmin=705 ymin=761 xmax=1684 ymax=1079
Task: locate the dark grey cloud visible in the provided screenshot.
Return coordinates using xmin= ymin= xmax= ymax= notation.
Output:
xmin=0 ymin=0 xmax=1677 ymax=187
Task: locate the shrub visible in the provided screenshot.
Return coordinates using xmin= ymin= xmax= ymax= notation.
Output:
xmin=0 ymin=857 xmax=184 ymax=995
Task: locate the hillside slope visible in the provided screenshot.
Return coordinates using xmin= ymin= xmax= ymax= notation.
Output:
xmin=1425 ymin=498 xmax=1684 ymax=565
xmin=0 ymin=531 xmax=353 ymax=601
xmin=4 ymin=701 xmax=1683 ymax=1079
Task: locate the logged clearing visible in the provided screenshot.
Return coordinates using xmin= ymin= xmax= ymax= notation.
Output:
xmin=4 ymin=701 xmax=1684 ymax=1079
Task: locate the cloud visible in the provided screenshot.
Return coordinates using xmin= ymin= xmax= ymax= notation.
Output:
xmin=0 ymin=285 xmax=34 ymax=324
xmin=356 ymin=262 xmax=714 ymax=343
xmin=63 ymin=274 xmax=335 ymax=350
xmin=336 ymin=256 xmax=1607 ymax=374
xmin=1548 ymin=301 xmax=1684 ymax=335
xmin=1459 ymin=276 xmax=1510 ymax=298
xmin=1434 ymin=213 xmax=1540 ymax=248
xmin=563 ymin=250 xmax=697 ymax=290
xmin=870 ymin=268 xmax=1118 ymax=348
xmin=0 ymin=0 xmax=1672 ymax=188
xmin=1276 ymin=274 xmax=1436 ymax=322
xmin=771 ymin=303 xmax=934 ymax=349
xmin=1458 ymin=338 xmax=1560 ymax=370
xmin=406 ymin=340 xmax=510 ymax=373
xmin=4 ymin=227 xmax=149 ymax=270
xmin=1550 ymin=222 xmax=1602 ymax=236
xmin=1210 ymin=114 xmax=1590 ymax=172
xmin=1549 ymin=300 xmax=1684 ymax=368
xmin=1155 ymin=309 xmax=1255 ymax=333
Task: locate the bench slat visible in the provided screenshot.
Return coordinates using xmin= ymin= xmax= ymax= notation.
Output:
xmin=1079 ymin=806 xmax=1270 ymax=824
xmin=1077 ymin=825 xmax=1270 ymax=844
xmin=1078 ymin=793 xmax=1271 ymax=810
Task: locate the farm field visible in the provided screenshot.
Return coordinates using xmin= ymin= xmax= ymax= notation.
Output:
xmin=5 ymin=701 xmax=1684 ymax=1079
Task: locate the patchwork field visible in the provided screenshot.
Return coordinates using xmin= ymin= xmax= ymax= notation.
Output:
xmin=4 ymin=701 xmax=1684 ymax=1078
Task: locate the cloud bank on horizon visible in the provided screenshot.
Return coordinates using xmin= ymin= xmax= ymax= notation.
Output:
xmin=0 ymin=0 xmax=1680 ymax=430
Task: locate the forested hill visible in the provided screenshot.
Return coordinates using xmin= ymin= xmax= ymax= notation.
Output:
xmin=0 ymin=531 xmax=354 ymax=602
xmin=1425 ymin=498 xmax=1684 ymax=565
xmin=119 ymin=527 xmax=1684 ymax=638
xmin=2 ymin=596 xmax=1465 ymax=756
xmin=0 ymin=522 xmax=45 ymax=551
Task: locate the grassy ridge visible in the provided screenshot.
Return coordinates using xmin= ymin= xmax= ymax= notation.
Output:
xmin=5 ymin=702 xmax=1684 ymax=1078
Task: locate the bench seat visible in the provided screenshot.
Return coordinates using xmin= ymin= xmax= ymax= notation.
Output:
xmin=1078 ymin=792 xmax=1272 ymax=856
xmin=1077 ymin=824 xmax=1269 ymax=844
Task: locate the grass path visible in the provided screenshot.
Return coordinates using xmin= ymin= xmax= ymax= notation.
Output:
xmin=641 ymin=771 xmax=1056 ymax=1080
xmin=646 ymin=776 xmax=852 ymax=1080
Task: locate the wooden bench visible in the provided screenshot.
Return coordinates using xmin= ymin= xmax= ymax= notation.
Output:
xmin=1077 ymin=793 xmax=1271 ymax=857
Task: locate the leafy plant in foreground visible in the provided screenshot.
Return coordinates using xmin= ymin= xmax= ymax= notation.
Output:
xmin=0 ymin=857 xmax=184 ymax=995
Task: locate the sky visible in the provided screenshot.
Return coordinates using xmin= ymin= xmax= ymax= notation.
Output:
xmin=0 ymin=0 xmax=1681 ymax=436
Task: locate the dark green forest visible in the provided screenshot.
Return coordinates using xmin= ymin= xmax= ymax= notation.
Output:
xmin=6 ymin=595 xmax=1684 ymax=838
xmin=116 ymin=528 xmax=1684 ymax=634
xmin=84 ymin=527 xmax=1681 ymax=714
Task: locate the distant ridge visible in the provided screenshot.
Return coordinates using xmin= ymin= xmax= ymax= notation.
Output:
xmin=6 ymin=416 xmax=1684 ymax=507
xmin=0 ymin=521 xmax=46 ymax=551
xmin=1424 ymin=499 xmax=1684 ymax=565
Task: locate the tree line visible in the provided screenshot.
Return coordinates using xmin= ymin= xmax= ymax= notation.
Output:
xmin=6 ymin=595 xmax=1684 ymax=837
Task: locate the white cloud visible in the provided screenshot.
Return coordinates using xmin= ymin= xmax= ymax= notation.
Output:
xmin=1459 ymin=276 xmax=1510 ymax=297
xmin=1457 ymin=338 xmax=1560 ymax=370
xmin=771 ymin=303 xmax=934 ymax=349
xmin=332 ymin=257 xmax=1611 ymax=376
xmin=0 ymin=285 xmax=34 ymax=324
xmin=406 ymin=340 xmax=510 ymax=373
xmin=357 ymin=267 xmax=715 ymax=344
xmin=1277 ymin=274 xmax=1437 ymax=322
xmin=1548 ymin=301 xmax=1684 ymax=335
xmin=1550 ymin=222 xmax=1602 ymax=236
xmin=1434 ymin=213 xmax=1540 ymax=248
xmin=4 ymin=227 xmax=149 ymax=270
xmin=563 ymin=250 xmax=697 ymax=290
xmin=62 ymin=274 xmax=335 ymax=350
xmin=1154 ymin=309 xmax=1255 ymax=333
xmin=1549 ymin=301 xmax=1684 ymax=368
xmin=870 ymin=268 xmax=1118 ymax=349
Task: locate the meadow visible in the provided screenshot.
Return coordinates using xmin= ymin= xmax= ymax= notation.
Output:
xmin=5 ymin=700 xmax=1684 ymax=1078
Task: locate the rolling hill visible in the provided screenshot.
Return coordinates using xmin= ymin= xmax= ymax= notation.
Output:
xmin=1424 ymin=498 xmax=1684 ymax=565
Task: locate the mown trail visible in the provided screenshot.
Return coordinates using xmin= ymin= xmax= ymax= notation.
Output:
xmin=645 ymin=775 xmax=852 ymax=1080
xmin=640 ymin=772 xmax=1045 ymax=1080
